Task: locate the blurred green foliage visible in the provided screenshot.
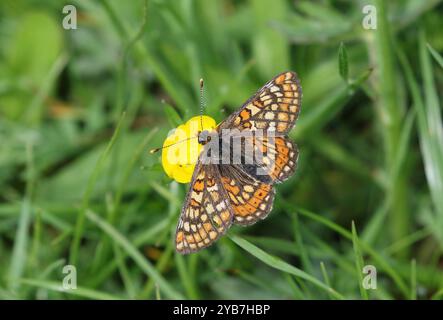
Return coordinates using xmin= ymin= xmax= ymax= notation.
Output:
xmin=0 ymin=0 xmax=443 ymax=299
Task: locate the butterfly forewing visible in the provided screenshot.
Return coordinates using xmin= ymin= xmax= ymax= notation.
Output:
xmin=175 ymin=162 xmax=234 ymax=254
xmin=219 ymin=71 xmax=302 ymax=134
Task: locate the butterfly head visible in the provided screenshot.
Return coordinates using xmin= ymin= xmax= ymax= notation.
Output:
xmin=198 ymin=130 xmax=212 ymax=145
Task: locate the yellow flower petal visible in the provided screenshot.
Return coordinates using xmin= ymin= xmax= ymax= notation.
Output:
xmin=161 ymin=116 xmax=216 ymax=183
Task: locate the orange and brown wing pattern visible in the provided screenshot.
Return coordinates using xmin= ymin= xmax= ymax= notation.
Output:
xmin=176 ymin=163 xmax=234 ymax=254
xmin=218 ymin=71 xmax=302 ymax=134
xmin=243 ymin=136 xmax=299 ymax=184
xmin=219 ymin=165 xmax=275 ymax=226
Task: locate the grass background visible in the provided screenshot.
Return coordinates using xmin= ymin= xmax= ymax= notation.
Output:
xmin=0 ymin=0 xmax=443 ymax=299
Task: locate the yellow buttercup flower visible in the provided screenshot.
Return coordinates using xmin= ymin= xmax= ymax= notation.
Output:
xmin=162 ymin=116 xmax=216 ymax=183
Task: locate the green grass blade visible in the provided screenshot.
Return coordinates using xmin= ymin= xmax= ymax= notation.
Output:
xmin=113 ymin=243 xmax=136 ymax=299
xmin=420 ymin=32 xmax=443 ymax=154
xmin=149 ymin=181 xmax=181 ymax=206
xmin=91 ymin=128 xmax=159 ymax=272
xmin=427 ymin=43 xmax=443 ymax=69
xmin=139 ymin=244 xmax=174 ymax=299
xmin=292 ymin=205 xmax=409 ymax=296
xmin=175 ymin=254 xmax=200 ymax=300
xmin=338 ymin=42 xmax=349 ymax=82
xmin=351 ymin=221 xmax=369 ymax=300
xmin=229 ymin=234 xmax=344 ymax=300
xmin=283 ymin=274 xmax=305 ymax=299
xmin=293 ymin=68 xmax=371 ymax=140
xmin=20 ymin=279 xmax=122 ymax=300
xmin=384 ymin=228 xmax=432 ymax=256
xmin=69 ymin=112 xmax=126 ymax=265
xmin=398 ymin=37 xmax=443 ymax=246
xmin=410 ymin=259 xmax=417 ymax=300
xmin=292 ymin=211 xmax=313 ymax=273
xmin=8 ymin=142 xmax=35 ymax=292
xmin=29 ymin=208 xmax=42 ymax=270
xmin=431 ymin=288 xmax=443 ymax=300
xmin=110 ymin=127 xmax=159 ymax=222
xmin=99 ymin=0 xmax=195 ymax=112
xmin=372 ymin=0 xmax=409 ymax=249
xmin=86 ymin=210 xmax=184 ymax=299
xmin=319 ymin=262 xmax=334 ymax=300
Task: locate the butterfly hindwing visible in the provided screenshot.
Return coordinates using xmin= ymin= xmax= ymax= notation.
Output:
xmin=219 ymin=165 xmax=275 ymax=225
xmin=175 ymin=162 xmax=234 ymax=254
xmin=219 ymin=71 xmax=302 ymax=134
xmin=242 ymin=135 xmax=299 ymax=184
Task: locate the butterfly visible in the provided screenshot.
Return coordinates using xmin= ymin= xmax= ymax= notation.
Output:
xmin=175 ymin=71 xmax=302 ymax=254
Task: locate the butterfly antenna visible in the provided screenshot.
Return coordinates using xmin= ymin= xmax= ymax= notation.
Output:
xmin=199 ymin=78 xmax=205 ymax=130
xmin=151 ymin=79 xmax=205 ymax=155
xmin=149 ymin=136 xmax=197 ymax=154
